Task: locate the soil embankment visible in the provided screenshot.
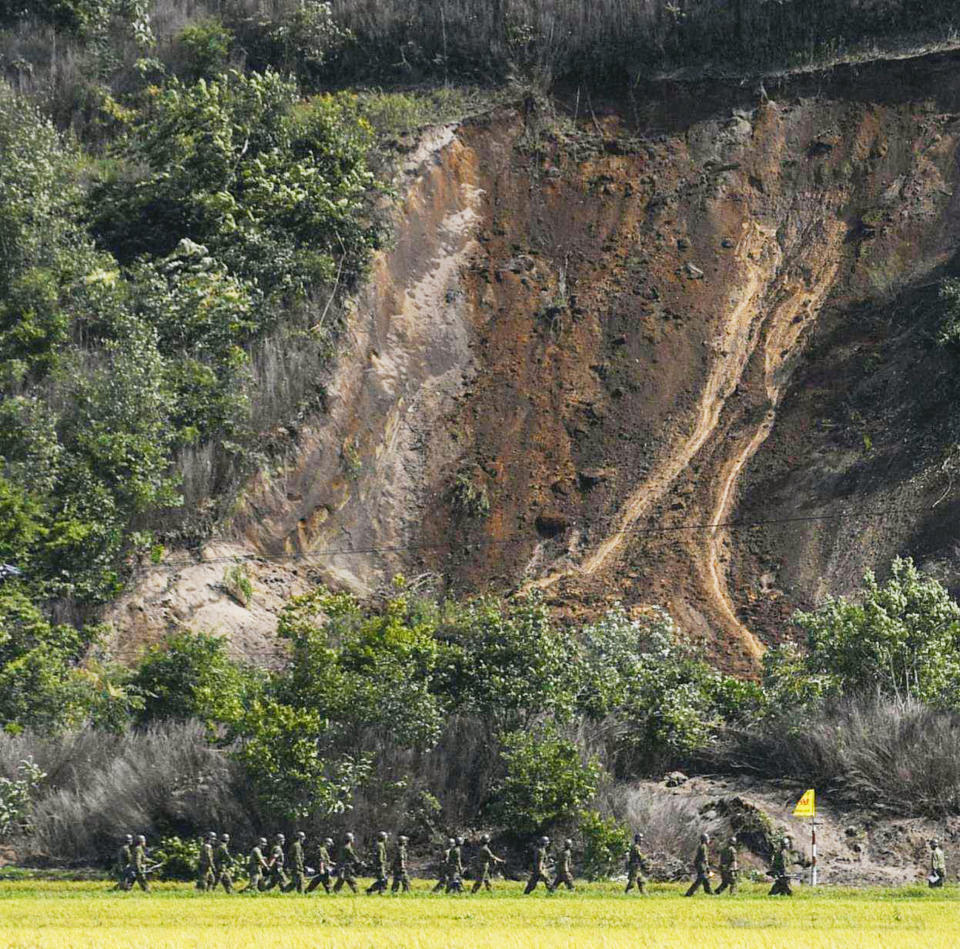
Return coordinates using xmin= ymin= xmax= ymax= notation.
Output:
xmin=109 ymin=52 xmax=960 ymax=668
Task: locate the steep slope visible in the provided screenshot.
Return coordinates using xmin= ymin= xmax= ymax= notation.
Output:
xmin=109 ymin=52 xmax=960 ymax=669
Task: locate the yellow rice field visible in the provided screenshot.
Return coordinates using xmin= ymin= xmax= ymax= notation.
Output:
xmin=2 ymin=880 xmax=960 ymax=949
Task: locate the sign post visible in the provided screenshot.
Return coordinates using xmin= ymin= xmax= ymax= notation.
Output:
xmin=792 ymin=789 xmax=817 ymax=885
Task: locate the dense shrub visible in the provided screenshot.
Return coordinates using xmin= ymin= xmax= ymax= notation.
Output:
xmin=489 ymin=728 xmax=601 ymax=835
xmin=132 ymin=631 xmax=262 ymax=729
xmin=577 ymin=809 xmax=628 ymax=881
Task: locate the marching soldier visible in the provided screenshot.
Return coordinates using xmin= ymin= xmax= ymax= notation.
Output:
xmin=432 ymin=838 xmax=454 ymax=893
xmin=284 ymin=831 xmax=307 ymax=893
xmin=549 ymin=838 xmax=575 ymax=891
xmin=245 ymin=837 xmax=268 ymax=892
xmin=715 ymin=836 xmax=739 ymax=895
xmin=263 ymin=833 xmax=289 ymax=891
xmin=131 ymin=834 xmax=150 ymax=892
xmin=214 ymin=833 xmax=234 ymax=893
xmin=367 ymin=831 xmax=389 ymax=895
xmin=769 ymin=835 xmax=794 ymax=896
xmin=930 ymin=839 xmax=947 ymax=888
xmin=197 ymin=832 xmax=216 ymax=891
xmin=471 ymin=834 xmax=504 ymax=893
xmin=391 ymin=835 xmax=411 ymax=893
xmin=114 ymin=834 xmax=134 ymax=890
xmin=524 ymin=836 xmax=551 ymax=894
xmin=446 ymin=836 xmax=465 ymax=893
xmin=333 ymin=832 xmax=360 ymax=893
xmin=307 ymin=837 xmax=334 ymax=894
xmin=685 ymin=833 xmax=713 ymax=896
xmin=625 ymin=833 xmax=648 ymax=894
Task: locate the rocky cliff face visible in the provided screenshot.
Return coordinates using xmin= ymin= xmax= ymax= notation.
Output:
xmin=108 ymin=52 xmax=960 ymax=670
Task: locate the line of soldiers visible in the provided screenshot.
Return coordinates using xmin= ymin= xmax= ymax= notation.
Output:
xmin=115 ymin=829 xmax=951 ymax=895
xmin=680 ymin=833 xmax=794 ymax=897
xmin=114 ymin=835 xmax=160 ymax=892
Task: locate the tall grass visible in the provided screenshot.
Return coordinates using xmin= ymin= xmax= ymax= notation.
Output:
xmin=0 ymin=723 xmax=254 ymax=863
xmin=721 ymin=698 xmax=960 ymax=817
xmin=330 ymin=0 xmax=960 ymax=82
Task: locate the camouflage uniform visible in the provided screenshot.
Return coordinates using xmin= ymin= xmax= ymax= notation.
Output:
xmin=445 ymin=839 xmax=465 ymax=893
xmin=391 ymin=837 xmax=411 ymax=893
xmin=367 ymin=835 xmax=389 ymax=895
xmin=432 ymin=841 xmax=453 ymax=893
xmin=284 ymin=834 xmax=306 ymax=893
xmin=245 ymin=840 xmax=268 ymax=892
xmin=115 ymin=838 xmax=133 ymax=891
xmin=524 ymin=839 xmax=550 ymax=894
xmin=625 ymin=838 xmax=648 ymax=894
xmin=214 ymin=836 xmax=234 ymax=893
xmin=333 ymin=837 xmax=360 ymax=893
xmin=263 ymin=837 xmax=289 ymax=891
xmin=307 ymin=839 xmax=334 ymax=893
xmin=768 ymin=839 xmax=793 ymax=896
xmin=549 ymin=841 xmax=575 ymax=891
xmin=131 ymin=837 xmax=150 ymax=892
xmin=685 ymin=837 xmax=713 ymax=896
xmin=930 ymin=841 xmax=946 ymax=889
xmin=197 ymin=837 xmax=216 ymax=891
xmin=471 ymin=839 xmax=504 ymax=893
xmin=715 ymin=838 xmax=739 ymax=895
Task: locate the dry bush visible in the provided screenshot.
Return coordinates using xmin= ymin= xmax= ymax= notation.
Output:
xmin=0 ymin=722 xmax=255 ymax=863
xmin=721 ymin=698 xmax=960 ymax=816
xmin=618 ymin=785 xmax=715 ymax=861
xmin=330 ymin=0 xmax=960 ymax=82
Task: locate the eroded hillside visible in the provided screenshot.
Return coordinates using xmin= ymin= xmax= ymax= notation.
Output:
xmin=109 ymin=52 xmax=960 ymax=669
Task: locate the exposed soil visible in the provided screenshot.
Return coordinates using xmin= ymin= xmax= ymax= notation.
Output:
xmin=109 ymin=51 xmax=960 ymax=671
xmin=639 ymin=774 xmax=960 ymax=887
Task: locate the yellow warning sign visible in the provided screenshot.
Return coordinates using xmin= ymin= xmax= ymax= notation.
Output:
xmin=792 ymin=788 xmax=816 ymax=817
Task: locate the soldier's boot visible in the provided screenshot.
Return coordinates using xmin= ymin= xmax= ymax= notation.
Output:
xmin=431 ymin=878 xmax=446 ymax=893
xmin=471 ymin=879 xmax=482 ymax=894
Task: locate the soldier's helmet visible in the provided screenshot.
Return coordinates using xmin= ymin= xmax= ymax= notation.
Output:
xmin=700 ymin=833 xmax=709 ymax=842
xmin=324 ymin=837 xmax=334 ymax=846
xmin=124 ymin=834 xmax=133 ymax=842
xmin=297 ymin=831 xmax=306 ymax=839
xmin=447 ymin=837 xmax=456 ymax=847
xmin=634 ymin=833 xmax=643 ymax=843
xmin=276 ymin=833 xmax=285 ymax=842
xmin=729 ymin=836 xmax=737 ymax=845
xmin=345 ymin=832 xmax=355 ymax=841
xmin=399 ymin=835 xmax=409 ymax=843
xmin=137 ymin=835 xmax=146 ymax=843
xmin=259 ymin=837 xmax=267 ymax=846
xmin=564 ymin=838 xmax=573 ymax=848
xmin=221 ymin=833 xmax=230 ymax=842
xmin=782 ymin=836 xmax=792 ymax=847
xmin=379 ymin=831 xmax=388 ymax=840
xmin=931 ymin=839 xmax=940 ymax=848
xmin=208 ymin=831 xmax=217 ymax=839
xmin=481 ymin=834 xmax=491 ymax=843
xmin=540 ymin=836 xmax=550 ymax=845
xmin=456 ymin=836 xmax=465 ymax=846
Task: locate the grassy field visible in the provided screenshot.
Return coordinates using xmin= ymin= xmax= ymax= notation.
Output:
xmin=3 ymin=881 xmax=960 ymax=948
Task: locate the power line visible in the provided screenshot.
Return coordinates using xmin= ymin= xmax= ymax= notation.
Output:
xmin=145 ymin=503 xmax=930 ymax=570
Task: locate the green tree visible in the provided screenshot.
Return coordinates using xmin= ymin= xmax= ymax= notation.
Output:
xmin=276 ymin=586 xmax=444 ymax=749
xmin=132 ymin=631 xmax=261 ymax=729
xmin=234 ymin=700 xmax=371 ymax=820
xmin=0 ymin=586 xmax=109 ymax=731
xmin=790 ymin=557 xmax=960 ymax=706
xmin=438 ymin=594 xmax=580 ymax=730
xmin=489 ymin=727 xmax=601 ymax=835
